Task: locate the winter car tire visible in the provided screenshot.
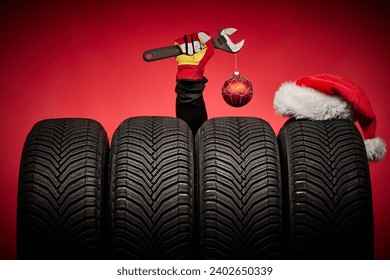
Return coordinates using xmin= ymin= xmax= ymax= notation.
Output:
xmin=109 ymin=117 xmax=194 ymax=259
xmin=17 ymin=118 xmax=109 ymax=259
xmin=196 ymin=117 xmax=283 ymax=259
xmin=278 ymin=118 xmax=374 ymax=259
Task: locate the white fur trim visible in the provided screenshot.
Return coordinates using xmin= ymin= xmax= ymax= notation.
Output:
xmin=365 ymin=137 xmax=387 ymax=161
xmin=274 ymin=82 xmax=354 ymax=120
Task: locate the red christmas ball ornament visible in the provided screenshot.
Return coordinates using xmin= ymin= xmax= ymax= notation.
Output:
xmin=222 ymin=71 xmax=253 ymax=107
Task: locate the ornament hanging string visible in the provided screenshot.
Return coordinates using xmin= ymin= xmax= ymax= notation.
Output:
xmin=234 ymin=53 xmax=239 ymax=75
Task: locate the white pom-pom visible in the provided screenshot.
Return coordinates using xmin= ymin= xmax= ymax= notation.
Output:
xmin=365 ymin=137 xmax=387 ymax=161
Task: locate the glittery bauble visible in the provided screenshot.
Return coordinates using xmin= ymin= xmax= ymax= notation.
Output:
xmin=222 ymin=72 xmax=253 ymax=107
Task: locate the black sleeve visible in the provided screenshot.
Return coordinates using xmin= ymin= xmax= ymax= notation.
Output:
xmin=175 ymin=77 xmax=208 ymax=136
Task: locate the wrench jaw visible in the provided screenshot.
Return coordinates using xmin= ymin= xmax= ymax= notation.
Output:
xmin=213 ymin=28 xmax=245 ymax=53
xmin=228 ymin=38 xmax=245 ymax=53
xmin=223 ymin=27 xmax=238 ymax=36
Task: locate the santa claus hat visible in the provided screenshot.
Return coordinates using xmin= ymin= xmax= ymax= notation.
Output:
xmin=274 ymin=73 xmax=386 ymax=161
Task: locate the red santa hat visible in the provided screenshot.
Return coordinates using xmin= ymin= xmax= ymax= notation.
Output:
xmin=274 ymin=73 xmax=386 ymax=161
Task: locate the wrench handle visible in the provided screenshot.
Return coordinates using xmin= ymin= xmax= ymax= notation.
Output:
xmin=143 ymin=45 xmax=183 ymax=62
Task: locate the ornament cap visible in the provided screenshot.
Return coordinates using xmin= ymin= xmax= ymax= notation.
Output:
xmin=233 ymin=71 xmax=240 ymax=75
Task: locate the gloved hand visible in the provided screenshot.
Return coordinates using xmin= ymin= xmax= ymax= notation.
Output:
xmin=175 ymin=32 xmax=214 ymax=80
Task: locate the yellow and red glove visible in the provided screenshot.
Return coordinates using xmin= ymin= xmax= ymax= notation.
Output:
xmin=175 ymin=32 xmax=214 ymax=80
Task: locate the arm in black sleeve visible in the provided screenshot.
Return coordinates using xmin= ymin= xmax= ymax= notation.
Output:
xmin=175 ymin=77 xmax=208 ymax=136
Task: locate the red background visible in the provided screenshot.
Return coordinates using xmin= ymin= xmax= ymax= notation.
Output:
xmin=1 ymin=0 xmax=389 ymax=259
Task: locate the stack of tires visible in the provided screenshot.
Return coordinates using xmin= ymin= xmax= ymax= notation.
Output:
xmin=17 ymin=116 xmax=373 ymax=259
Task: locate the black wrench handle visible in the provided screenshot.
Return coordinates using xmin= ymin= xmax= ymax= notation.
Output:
xmin=143 ymin=45 xmax=182 ymax=62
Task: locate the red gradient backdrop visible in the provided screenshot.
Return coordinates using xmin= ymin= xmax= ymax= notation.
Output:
xmin=1 ymin=0 xmax=389 ymax=259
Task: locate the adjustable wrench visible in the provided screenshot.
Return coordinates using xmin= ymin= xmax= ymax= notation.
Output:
xmin=143 ymin=28 xmax=244 ymax=62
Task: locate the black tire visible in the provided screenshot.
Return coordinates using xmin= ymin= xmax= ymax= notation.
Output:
xmin=278 ymin=118 xmax=374 ymax=259
xmin=17 ymin=118 xmax=109 ymax=259
xmin=196 ymin=117 xmax=283 ymax=259
xmin=109 ymin=116 xmax=194 ymax=259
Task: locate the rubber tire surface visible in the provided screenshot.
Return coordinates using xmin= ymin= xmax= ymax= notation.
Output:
xmin=109 ymin=117 xmax=194 ymax=259
xmin=196 ymin=117 xmax=283 ymax=259
xmin=278 ymin=118 xmax=374 ymax=259
xmin=17 ymin=118 xmax=109 ymax=259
